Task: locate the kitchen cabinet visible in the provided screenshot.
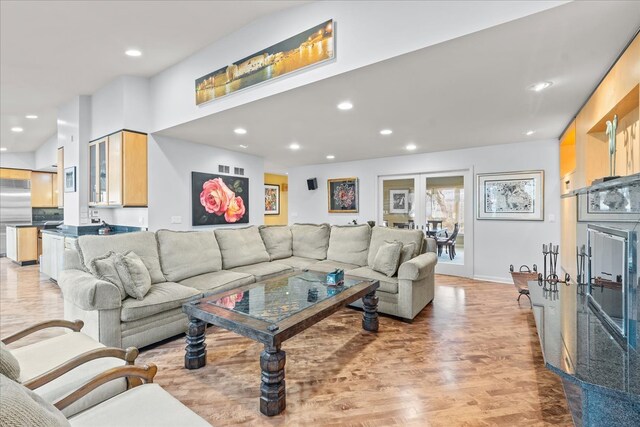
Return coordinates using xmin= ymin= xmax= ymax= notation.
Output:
xmin=6 ymin=226 xmax=38 ymax=265
xmin=89 ymin=130 xmax=147 ymax=207
xmin=57 ymin=147 xmax=64 ymax=207
xmin=41 ymin=232 xmax=65 ymax=281
xmin=0 ymin=168 xmax=31 ymax=180
xmin=31 ymin=171 xmax=58 ymax=208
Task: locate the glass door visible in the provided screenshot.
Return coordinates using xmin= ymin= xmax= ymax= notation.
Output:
xmin=379 ymin=175 xmax=417 ymax=229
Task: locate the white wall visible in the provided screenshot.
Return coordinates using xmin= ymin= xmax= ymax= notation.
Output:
xmin=0 ymin=152 xmax=35 ymax=169
xmin=288 ymin=140 xmax=561 ymax=283
xmin=150 ymin=1 xmax=564 ymax=132
xmin=34 ymin=134 xmax=58 ymax=171
xmin=147 ymin=134 xmax=264 ymax=231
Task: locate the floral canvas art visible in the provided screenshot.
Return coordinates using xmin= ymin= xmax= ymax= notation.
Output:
xmin=264 ymin=184 xmax=280 ymax=215
xmin=192 ymin=172 xmax=249 ymax=226
xmin=477 ymin=171 xmax=544 ymax=221
xmin=328 ymin=178 xmax=359 ymax=213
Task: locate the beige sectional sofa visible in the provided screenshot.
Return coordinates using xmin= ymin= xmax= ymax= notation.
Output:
xmin=59 ymin=224 xmax=437 ymax=349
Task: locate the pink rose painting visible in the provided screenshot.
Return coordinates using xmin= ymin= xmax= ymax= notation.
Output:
xmin=192 ymin=172 xmax=249 ymax=226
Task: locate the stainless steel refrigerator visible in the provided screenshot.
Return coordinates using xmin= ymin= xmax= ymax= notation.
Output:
xmin=0 ymin=178 xmax=32 ymax=257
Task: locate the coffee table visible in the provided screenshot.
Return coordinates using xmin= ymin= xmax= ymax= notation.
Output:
xmin=182 ymin=270 xmax=380 ymax=416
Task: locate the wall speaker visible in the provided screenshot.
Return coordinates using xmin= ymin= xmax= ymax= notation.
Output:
xmin=307 ymin=178 xmax=318 ymax=190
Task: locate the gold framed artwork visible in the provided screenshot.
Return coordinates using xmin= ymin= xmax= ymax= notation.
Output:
xmin=327 ymin=177 xmax=359 ymax=213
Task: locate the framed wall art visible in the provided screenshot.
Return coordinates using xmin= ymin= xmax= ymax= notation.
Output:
xmin=328 ymin=177 xmax=358 ymax=213
xmin=477 ymin=170 xmax=544 ymax=221
xmin=577 ymin=180 xmax=640 ymax=222
xmin=64 ymin=166 xmax=76 ymax=193
xmin=389 ymin=189 xmax=409 ymax=213
xmin=192 ymin=172 xmax=249 ymax=226
xmin=264 ymin=184 xmax=280 ymax=215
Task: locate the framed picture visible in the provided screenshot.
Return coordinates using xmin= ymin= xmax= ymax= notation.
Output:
xmin=195 ymin=19 xmax=335 ymax=105
xmin=192 ymin=172 xmax=249 ymax=226
xmin=577 ymin=181 xmax=640 ymax=222
xmin=264 ymin=184 xmax=280 ymax=215
xmin=328 ymin=177 xmax=358 ymax=213
xmin=389 ymin=189 xmax=409 ymax=213
xmin=477 ymin=170 xmax=544 ymax=221
xmin=64 ymin=166 xmax=76 ymax=193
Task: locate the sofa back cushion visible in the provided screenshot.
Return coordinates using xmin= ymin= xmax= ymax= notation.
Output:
xmin=326 ymin=225 xmax=371 ymax=266
xmin=258 ymin=226 xmax=292 ymax=261
xmin=77 ymin=232 xmax=165 ymax=284
xmin=156 ymin=230 xmax=222 ymax=282
xmin=291 ymin=223 xmax=330 ymax=260
xmin=367 ymin=227 xmax=424 ymax=267
xmin=214 ymin=226 xmax=270 ymax=269
xmin=0 ymin=374 xmax=71 ymax=427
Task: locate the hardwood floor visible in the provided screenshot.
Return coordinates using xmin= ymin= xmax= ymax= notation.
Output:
xmin=0 ymin=258 xmax=573 ymax=426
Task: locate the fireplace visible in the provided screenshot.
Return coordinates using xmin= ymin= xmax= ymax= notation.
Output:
xmin=587 ymin=224 xmax=637 ymax=338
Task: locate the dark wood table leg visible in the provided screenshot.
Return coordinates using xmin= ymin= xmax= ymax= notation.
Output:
xmin=260 ymin=344 xmax=286 ymax=416
xmin=362 ymin=291 xmax=379 ymax=332
xmin=185 ymin=316 xmax=207 ymax=370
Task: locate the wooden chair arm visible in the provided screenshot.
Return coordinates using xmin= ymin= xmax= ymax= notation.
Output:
xmin=54 ymin=363 xmax=158 ymax=411
xmin=1 ymin=319 xmax=84 ymax=345
xmin=24 ymin=347 xmax=139 ymax=390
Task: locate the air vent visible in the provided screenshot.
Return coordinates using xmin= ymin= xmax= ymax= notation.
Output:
xmin=234 ymin=167 xmax=245 ymax=176
xmin=218 ymin=165 xmax=230 ymax=174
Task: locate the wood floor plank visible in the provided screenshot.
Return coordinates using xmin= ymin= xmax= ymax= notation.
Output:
xmin=0 ymin=259 xmax=573 ymax=426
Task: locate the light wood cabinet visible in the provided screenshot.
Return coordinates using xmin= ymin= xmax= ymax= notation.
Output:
xmin=89 ymin=130 xmax=147 ymax=207
xmin=57 ymin=147 xmax=64 ymax=207
xmin=6 ymin=226 xmax=38 ymax=265
xmin=0 ymin=168 xmax=31 ymax=180
xmin=30 ymin=171 xmax=58 ymax=208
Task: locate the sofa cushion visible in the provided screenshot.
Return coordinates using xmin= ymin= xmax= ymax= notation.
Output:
xmin=326 ymin=224 xmax=371 ymax=266
xmin=399 ymin=242 xmax=418 ymax=265
xmin=0 ymin=374 xmax=70 ymax=427
xmin=307 ymin=260 xmax=360 ymax=274
xmin=258 ymin=225 xmax=292 ymax=260
xmin=291 ymin=223 xmax=330 ymax=260
xmin=120 ymin=282 xmax=201 ymax=322
xmin=179 ymin=270 xmax=254 ymax=293
xmin=0 ymin=342 xmax=20 ymax=382
xmin=156 ymin=230 xmax=222 ymax=282
xmin=76 ymin=232 xmax=165 ymax=284
xmin=346 ymin=266 xmax=399 ymax=294
xmin=88 ymin=252 xmax=127 ymax=300
xmin=229 ymin=262 xmax=293 ymax=282
xmin=214 ymin=226 xmax=270 ymax=269
xmin=115 ymin=252 xmax=152 ymax=301
xmin=274 ymin=256 xmax=319 ymax=270
xmin=367 ymin=227 xmax=424 ymax=268
xmin=372 ymin=241 xmax=403 ymax=277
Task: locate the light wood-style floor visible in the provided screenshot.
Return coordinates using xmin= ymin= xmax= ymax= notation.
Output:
xmin=0 ymin=258 xmax=573 ymax=426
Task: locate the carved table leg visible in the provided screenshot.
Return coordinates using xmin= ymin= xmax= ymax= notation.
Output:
xmin=184 ymin=317 xmax=207 ymax=370
xmin=260 ymin=344 xmax=286 ymax=416
xmin=362 ymin=291 xmax=379 ymax=332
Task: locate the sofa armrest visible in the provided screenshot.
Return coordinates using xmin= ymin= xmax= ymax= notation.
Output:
xmin=424 ymin=237 xmax=437 ymax=254
xmin=58 ymin=269 xmax=122 ymax=311
xmin=398 ymin=252 xmax=437 ymax=281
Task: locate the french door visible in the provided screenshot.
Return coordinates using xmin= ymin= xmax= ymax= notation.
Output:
xmin=378 ymin=169 xmax=473 ymax=278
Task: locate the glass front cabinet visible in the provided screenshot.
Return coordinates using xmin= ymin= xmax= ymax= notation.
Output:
xmin=88 ymin=130 xmax=148 ymax=207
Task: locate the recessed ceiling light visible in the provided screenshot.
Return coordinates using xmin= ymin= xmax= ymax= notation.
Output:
xmin=25 ymin=115 xmax=38 ymax=119
xmin=0 ymin=147 xmax=7 ymax=152
xmin=524 ymin=130 xmax=536 ymax=136
xmin=380 ymin=129 xmax=393 ymax=135
xmin=326 ymin=155 xmax=335 ymax=159
xmin=528 ymin=81 xmax=552 ymax=92
xmin=406 ymin=143 xmax=417 ymax=151
xmin=239 ymin=144 xmax=248 ymax=149
xmin=11 ymin=127 xmax=23 ymax=133
xmin=125 ymin=49 xmax=142 ymax=57
xmin=337 ymin=101 xmax=353 ymax=111
xmin=234 ymin=128 xmax=247 ymax=135
xmin=289 ymin=143 xmax=300 ymax=150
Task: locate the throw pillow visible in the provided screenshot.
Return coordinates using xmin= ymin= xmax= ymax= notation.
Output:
xmin=0 ymin=343 xmax=20 ymax=382
xmin=0 ymin=374 xmax=71 ymax=427
xmin=372 ymin=241 xmax=403 ymax=277
xmin=399 ymin=242 xmax=417 ymax=266
xmin=89 ymin=252 xmax=127 ymax=300
xmin=114 ymin=251 xmax=152 ymax=301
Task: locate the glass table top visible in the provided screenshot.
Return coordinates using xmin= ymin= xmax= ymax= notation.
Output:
xmin=206 ymin=271 xmax=366 ymax=324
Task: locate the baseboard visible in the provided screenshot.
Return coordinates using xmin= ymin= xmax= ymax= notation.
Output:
xmin=472 ymin=275 xmax=512 ymax=284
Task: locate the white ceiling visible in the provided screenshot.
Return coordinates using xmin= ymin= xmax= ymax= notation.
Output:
xmin=0 ymin=0 xmax=305 ymax=152
xmin=157 ymin=1 xmax=640 ymax=170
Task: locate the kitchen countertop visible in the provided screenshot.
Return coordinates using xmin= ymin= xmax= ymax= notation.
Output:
xmin=7 ymin=221 xmax=63 ymax=228
xmin=42 ymin=225 xmax=145 ymax=238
